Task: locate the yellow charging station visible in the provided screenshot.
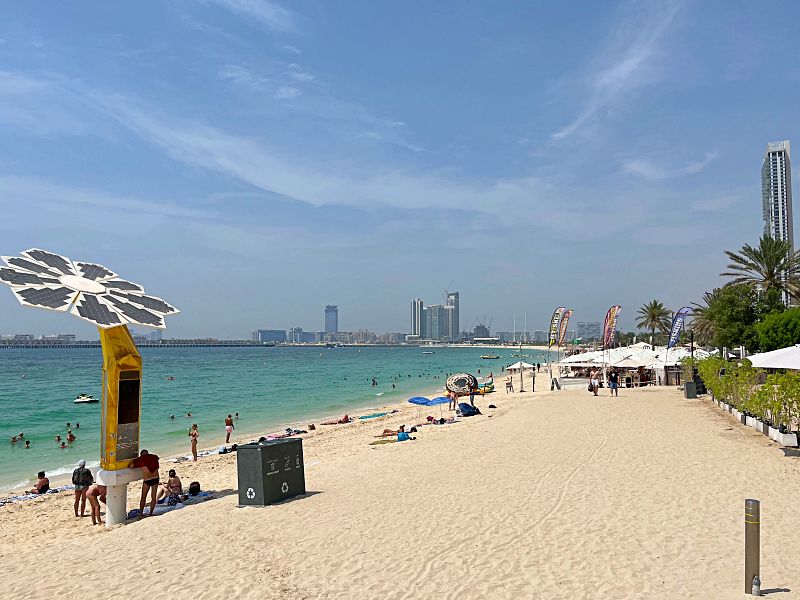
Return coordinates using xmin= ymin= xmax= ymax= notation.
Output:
xmin=99 ymin=325 xmax=143 ymax=470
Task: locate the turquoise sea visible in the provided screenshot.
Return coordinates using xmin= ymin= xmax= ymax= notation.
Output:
xmin=0 ymin=346 xmax=552 ymax=491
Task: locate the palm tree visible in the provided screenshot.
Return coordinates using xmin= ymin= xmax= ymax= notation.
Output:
xmin=635 ymin=300 xmax=671 ymax=345
xmin=721 ymin=235 xmax=800 ymax=300
xmin=690 ymin=289 xmax=720 ymax=345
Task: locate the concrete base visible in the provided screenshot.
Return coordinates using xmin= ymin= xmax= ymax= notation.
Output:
xmin=97 ymin=468 xmax=142 ymax=528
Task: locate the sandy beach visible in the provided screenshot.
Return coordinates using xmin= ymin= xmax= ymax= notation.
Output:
xmin=2 ymin=379 xmax=800 ymax=599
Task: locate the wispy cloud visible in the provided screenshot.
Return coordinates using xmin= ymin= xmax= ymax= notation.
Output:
xmin=623 ymin=151 xmax=717 ymax=180
xmin=200 ymin=0 xmax=296 ymax=33
xmin=281 ymin=44 xmax=301 ymax=55
xmin=273 ymin=85 xmax=299 ymax=99
xmin=218 ymin=64 xmax=271 ymax=90
xmin=552 ymin=1 xmax=685 ymax=141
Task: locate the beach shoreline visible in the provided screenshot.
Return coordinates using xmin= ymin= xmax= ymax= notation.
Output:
xmin=1 ymin=372 xmax=465 ymax=495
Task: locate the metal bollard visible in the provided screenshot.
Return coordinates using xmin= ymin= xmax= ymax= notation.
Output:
xmin=745 ymin=499 xmax=760 ymax=594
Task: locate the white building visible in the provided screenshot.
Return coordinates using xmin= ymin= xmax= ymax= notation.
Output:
xmin=762 ymin=140 xmax=793 ymax=248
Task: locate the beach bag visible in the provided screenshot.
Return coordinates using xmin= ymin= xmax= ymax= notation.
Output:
xmin=188 ymin=481 xmax=201 ymax=496
xmin=397 ymin=432 xmax=410 ymax=442
xmin=167 ymin=493 xmax=180 ymax=507
xmin=588 ymin=382 xmax=593 ymax=392
xmin=458 ymin=402 xmax=479 ymax=417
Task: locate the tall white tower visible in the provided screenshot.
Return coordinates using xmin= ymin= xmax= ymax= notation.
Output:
xmin=762 ymin=140 xmax=793 ymax=249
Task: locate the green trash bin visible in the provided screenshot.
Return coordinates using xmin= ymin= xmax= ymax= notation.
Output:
xmin=237 ymin=438 xmax=306 ymax=506
xmin=684 ymin=381 xmax=697 ymax=399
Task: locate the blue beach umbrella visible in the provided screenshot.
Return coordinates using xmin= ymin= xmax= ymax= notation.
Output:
xmin=429 ymin=396 xmax=450 ymax=406
xmin=408 ymin=396 xmax=431 ymax=405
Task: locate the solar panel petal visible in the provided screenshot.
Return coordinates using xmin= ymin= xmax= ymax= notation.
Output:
xmin=103 ymin=279 xmax=145 ymax=292
xmin=74 ymin=262 xmax=117 ymax=281
xmin=104 ymin=295 xmax=165 ymax=328
xmin=69 ymin=293 xmax=124 ymax=328
xmin=106 ymin=291 xmax=178 ymax=315
xmin=21 ymin=248 xmax=77 ymax=276
xmin=2 ymin=256 xmax=60 ymax=277
xmin=0 ymin=267 xmax=60 ymax=287
xmin=12 ymin=286 xmax=76 ymax=311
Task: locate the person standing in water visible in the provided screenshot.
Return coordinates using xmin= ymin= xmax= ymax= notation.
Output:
xmin=189 ymin=423 xmax=199 ymax=461
xmin=224 ymin=415 xmax=235 ymax=443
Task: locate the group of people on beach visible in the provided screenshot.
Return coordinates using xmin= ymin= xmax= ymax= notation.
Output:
xmin=588 ymin=367 xmax=620 ymax=397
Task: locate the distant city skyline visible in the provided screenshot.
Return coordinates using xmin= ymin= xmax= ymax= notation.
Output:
xmin=0 ymin=3 xmax=797 ymax=338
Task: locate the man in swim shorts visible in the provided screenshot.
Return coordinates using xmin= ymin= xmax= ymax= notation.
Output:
xmin=225 ymin=414 xmax=235 ymax=443
xmin=71 ymin=459 xmax=94 ymax=517
xmin=130 ymin=449 xmax=160 ymax=519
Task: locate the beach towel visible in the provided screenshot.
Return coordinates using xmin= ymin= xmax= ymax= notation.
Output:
xmin=369 ymin=439 xmax=396 ymax=445
xmin=359 ymin=412 xmax=388 ymax=419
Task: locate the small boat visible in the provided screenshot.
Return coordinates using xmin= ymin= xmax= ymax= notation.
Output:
xmin=422 ymin=351 xmax=435 ymax=354
xmin=480 ymin=355 xmax=500 ymax=359
xmin=74 ymin=394 xmax=98 ymax=404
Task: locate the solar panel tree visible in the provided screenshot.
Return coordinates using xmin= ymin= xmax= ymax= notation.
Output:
xmin=0 ymin=249 xmax=179 ymax=525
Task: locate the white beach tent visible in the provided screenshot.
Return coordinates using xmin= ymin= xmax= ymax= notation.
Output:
xmin=748 ymin=345 xmax=800 ymax=370
xmin=506 ymin=361 xmax=535 ymax=372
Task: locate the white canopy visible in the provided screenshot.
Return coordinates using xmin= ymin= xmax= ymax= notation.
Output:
xmin=558 ymin=343 xmax=709 ymax=369
xmin=506 ymin=361 xmax=535 ymax=371
xmin=748 ymin=345 xmax=800 ymax=370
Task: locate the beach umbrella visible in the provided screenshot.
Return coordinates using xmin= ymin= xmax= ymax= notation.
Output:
xmin=429 ymin=396 xmax=450 ymax=405
xmin=446 ymin=373 xmax=477 ymax=394
xmin=408 ymin=396 xmax=431 ymax=405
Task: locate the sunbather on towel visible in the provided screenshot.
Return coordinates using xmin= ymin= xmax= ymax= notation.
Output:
xmin=376 ymin=425 xmax=403 ymax=437
xmin=321 ymin=414 xmax=351 ymax=425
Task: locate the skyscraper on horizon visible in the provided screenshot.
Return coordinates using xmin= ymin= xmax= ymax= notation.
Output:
xmin=324 ymin=305 xmax=339 ymax=335
xmin=446 ymin=291 xmax=459 ymax=341
xmin=411 ymin=298 xmax=424 ymax=336
xmin=762 ymin=140 xmax=793 ymax=304
xmin=762 ymin=140 xmax=793 ymax=249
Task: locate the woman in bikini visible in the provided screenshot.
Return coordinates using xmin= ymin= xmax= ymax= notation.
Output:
xmin=86 ymin=484 xmax=107 ymax=526
xmin=189 ymin=424 xmax=199 ymax=461
xmin=157 ymin=469 xmax=183 ymax=504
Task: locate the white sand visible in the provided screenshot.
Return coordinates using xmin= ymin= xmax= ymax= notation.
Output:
xmin=2 ymin=382 xmax=800 ymax=599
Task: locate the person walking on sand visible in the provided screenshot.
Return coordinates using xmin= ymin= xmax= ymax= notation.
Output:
xmin=225 ymin=414 xmax=235 ymax=443
xmin=609 ymin=368 xmax=620 ymax=397
xmin=189 ymin=424 xmax=199 ymax=461
xmin=448 ymin=390 xmax=457 ymax=411
xmin=71 ymin=459 xmax=93 ymax=517
xmin=130 ymin=449 xmax=160 ymax=519
xmin=590 ymin=368 xmax=600 ymax=396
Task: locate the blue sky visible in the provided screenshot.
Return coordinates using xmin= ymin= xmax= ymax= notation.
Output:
xmin=0 ymin=0 xmax=798 ymax=338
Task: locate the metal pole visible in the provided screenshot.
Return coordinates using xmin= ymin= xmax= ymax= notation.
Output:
xmin=519 ymin=340 xmax=525 ymax=392
xmin=745 ymin=498 xmax=760 ymax=594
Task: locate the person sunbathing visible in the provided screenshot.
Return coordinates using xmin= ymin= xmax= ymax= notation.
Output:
xmin=157 ymin=469 xmax=183 ymax=504
xmin=30 ymin=471 xmax=49 ymax=494
xmin=321 ymin=414 xmax=351 ymax=425
xmin=376 ymin=425 xmax=406 ymax=437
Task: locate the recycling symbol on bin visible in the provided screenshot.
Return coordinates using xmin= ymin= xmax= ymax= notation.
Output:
xmin=281 ymin=482 xmax=289 ymax=493
xmin=246 ymin=487 xmax=255 ymax=499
